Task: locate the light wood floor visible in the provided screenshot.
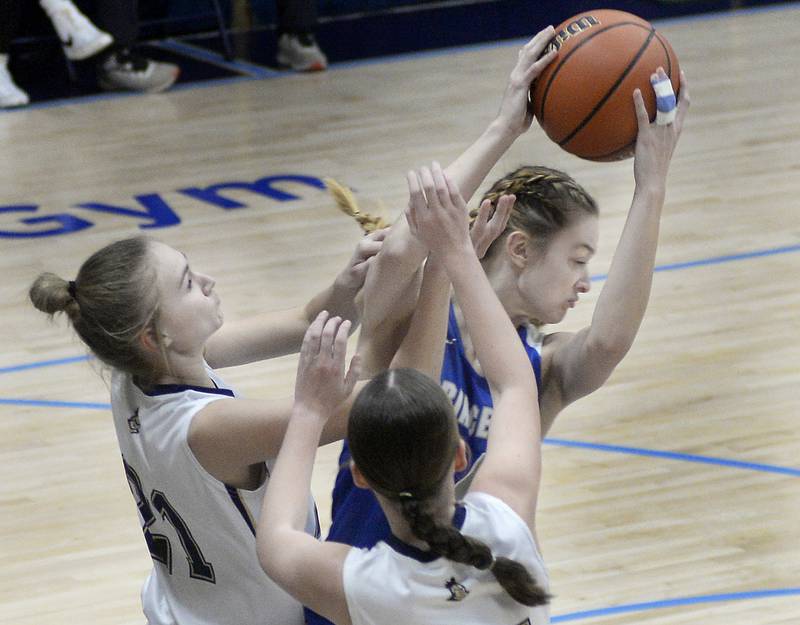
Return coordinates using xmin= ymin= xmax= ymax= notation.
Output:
xmin=2 ymin=4 xmax=799 ymax=624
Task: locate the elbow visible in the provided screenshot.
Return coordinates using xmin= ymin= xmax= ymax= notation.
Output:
xmin=256 ymin=527 xmax=292 ymax=582
xmin=585 ymin=333 xmax=632 ymax=368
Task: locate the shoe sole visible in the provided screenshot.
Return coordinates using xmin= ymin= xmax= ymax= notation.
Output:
xmin=64 ymin=33 xmax=114 ymax=61
xmin=98 ymin=67 xmax=180 ymax=94
xmin=276 ymin=56 xmax=328 ymax=72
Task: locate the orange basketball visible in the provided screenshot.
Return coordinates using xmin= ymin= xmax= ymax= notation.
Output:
xmin=530 ymin=9 xmax=680 ymax=161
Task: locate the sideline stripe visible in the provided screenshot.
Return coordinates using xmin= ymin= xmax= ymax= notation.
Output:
xmin=0 ymin=355 xmax=91 ymax=374
xmin=2 ymin=1 xmax=797 ymax=112
xmin=545 ymin=438 xmax=800 ymax=478
xmin=0 ymin=398 xmax=110 ymax=410
xmin=6 ymin=241 xmax=800 ymax=375
xmin=591 ymin=242 xmax=800 ymax=282
xmin=551 ymin=587 xmax=800 ymax=622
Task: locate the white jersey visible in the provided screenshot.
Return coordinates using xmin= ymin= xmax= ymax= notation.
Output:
xmin=342 ymin=491 xmax=549 ymax=625
xmin=110 ymin=368 xmax=318 ymax=625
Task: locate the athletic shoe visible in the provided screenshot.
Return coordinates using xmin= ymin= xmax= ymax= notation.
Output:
xmin=276 ymin=33 xmax=328 ymax=72
xmin=0 ymin=55 xmax=29 ymax=108
xmin=97 ymin=49 xmax=180 ymax=93
xmin=40 ymin=0 xmax=114 ymax=61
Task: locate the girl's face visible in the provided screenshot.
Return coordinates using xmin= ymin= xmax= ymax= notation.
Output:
xmin=150 ymin=242 xmax=223 ymax=355
xmin=516 ymin=214 xmax=599 ymax=325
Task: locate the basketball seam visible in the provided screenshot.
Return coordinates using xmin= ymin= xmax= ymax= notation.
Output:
xmin=536 ymin=21 xmax=653 ymax=125
xmin=559 ymin=27 xmax=657 ymax=149
xmin=653 ymin=31 xmax=674 ymax=79
xmin=587 ymin=30 xmax=675 ymax=160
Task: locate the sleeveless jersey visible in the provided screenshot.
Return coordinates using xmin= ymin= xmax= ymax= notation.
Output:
xmin=304 ymin=305 xmax=543 ymax=625
xmin=110 ymin=367 xmax=319 ymax=625
xmin=343 ymin=491 xmax=550 ymax=625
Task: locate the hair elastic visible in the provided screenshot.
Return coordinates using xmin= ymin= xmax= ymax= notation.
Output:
xmin=397 ymin=491 xmax=415 ymax=500
xmin=67 ymin=280 xmax=77 ymax=299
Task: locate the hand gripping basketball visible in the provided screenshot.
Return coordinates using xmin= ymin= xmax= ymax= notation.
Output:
xmin=652 ymin=70 xmax=677 ymax=126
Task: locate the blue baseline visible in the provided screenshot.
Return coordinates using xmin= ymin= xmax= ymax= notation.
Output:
xmin=5 ymin=241 xmax=800 ymax=375
xmin=0 ymin=355 xmax=91 ymax=374
xmin=545 ymin=438 xmax=800 ymax=477
xmin=551 ymin=587 xmax=800 ymax=622
xmin=1 ymin=1 xmax=799 ymax=112
xmin=590 ymin=242 xmax=800 ymax=282
xmin=0 ymin=398 xmax=110 ymax=410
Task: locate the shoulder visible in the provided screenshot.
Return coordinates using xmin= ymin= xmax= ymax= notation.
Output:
xmin=462 ymin=492 xmax=538 ymax=553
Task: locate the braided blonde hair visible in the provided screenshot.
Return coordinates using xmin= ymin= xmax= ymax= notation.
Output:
xmin=324 ymin=178 xmax=390 ymax=234
xmin=478 ymin=165 xmax=598 ymax=258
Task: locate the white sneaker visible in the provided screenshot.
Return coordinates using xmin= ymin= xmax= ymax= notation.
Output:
xmin=0 ymin=55 xmax=29 ymax=108
xmin=98 ymin=49 xmax=180 ymax=94
xmin=276 ymin=33 xmax=328 ymax=72
xmin=40 ymin=0 xmax=114 ymax=60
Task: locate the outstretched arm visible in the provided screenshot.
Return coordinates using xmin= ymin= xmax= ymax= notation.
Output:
xmin=407 ymin=165 xmax=540 ymax=528
xmin=256 ymin=313 xmax=358 ymax=625
xmin=546 ymin=69 xmax=691 ymax=418
xmin=359 ymin=26 xmax=557 ymax=336
xmin=204 ymin=229 xmax=387 ymax=369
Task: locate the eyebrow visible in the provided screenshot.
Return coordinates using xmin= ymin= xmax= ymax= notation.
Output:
xmin=179 ymin=253 xmax=190 ymax=287
xmin=577 ymin=244 xmax=596 ymax=255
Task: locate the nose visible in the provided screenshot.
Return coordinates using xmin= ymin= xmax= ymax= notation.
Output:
xmin=576 ymin=271 xmax=591 ymax=293
xmin=200 ymin=274 xmax=216 ymax=295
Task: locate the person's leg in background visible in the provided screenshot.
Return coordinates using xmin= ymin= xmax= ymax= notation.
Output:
xmin=39 ymin=0 xmax=113 ymax=60
xmin=276 ymin=0 xmax=327 ymax=71
xmin=0 ymin=0 xmax=30 ymax=107
xmin=78 ymin=0 xmax=180 ymax=93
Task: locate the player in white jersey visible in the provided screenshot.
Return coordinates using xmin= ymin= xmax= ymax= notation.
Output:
xmin=29 ymin=230 xmax=385 ymax=625
xmin=255 ymin=165 xmax=551 ymax=624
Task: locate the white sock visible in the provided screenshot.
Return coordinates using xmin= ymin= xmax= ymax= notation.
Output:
xmin=39 ymin=0 xmax=71 ymax=15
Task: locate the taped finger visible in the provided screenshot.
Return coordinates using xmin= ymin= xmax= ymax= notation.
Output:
xmin=652 ymin=74 xmax=676 ymax=126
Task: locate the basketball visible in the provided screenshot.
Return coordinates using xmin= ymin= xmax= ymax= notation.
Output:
xmin=530 ymin=9 xmax=680 ymax=161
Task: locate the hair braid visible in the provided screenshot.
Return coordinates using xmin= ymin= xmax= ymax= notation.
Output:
xmin=324 ymin=177 xmax=390 ymax=234
xmin=399 ymin=497 xmax=550 ymax=607
xmin=477 ymin=165 xmax=598 ymax=258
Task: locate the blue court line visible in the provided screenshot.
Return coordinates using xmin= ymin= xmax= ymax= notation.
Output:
xmin=551 ymin=587 xmax=800 ymax=622
xmin=590 ymin=242 xmax=800 ymax=282
xmin=0 ymin=398 xmax=110 ymax=410
xmin=0 ymin=355 xmax=91 ymax=375
xmin=1 ymin=0 xmax=796 ymax=113
xmin=5 ymin=240 xmax=800 ymax=375
xmin=544 ymin=437 xmax=800 ymax=478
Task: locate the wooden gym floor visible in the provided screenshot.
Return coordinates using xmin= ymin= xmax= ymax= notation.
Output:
xmin=1 ymin=4 xmax=798 ymax=624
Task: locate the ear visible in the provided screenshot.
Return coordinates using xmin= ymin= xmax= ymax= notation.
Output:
xmin=454 ymin=438 xmax=469 ymax=473
xmin=138 ymin=324 xmax=161 ymax=355
xmin=504 ymin=230 xmax=530 ymax=269
xmin=350 ymin=461 xmax=371 ymax=490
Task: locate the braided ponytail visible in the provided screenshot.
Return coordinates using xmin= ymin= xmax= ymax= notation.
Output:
xmin=324 ymin=178 xmax=390 ymax=233
xmin=348 ymin=369 xmax=550 ymax=608
xmin=399 ymin=496 xmax=550 ymax=607
xmin=478 ymin=165 xmax=598 ymax=258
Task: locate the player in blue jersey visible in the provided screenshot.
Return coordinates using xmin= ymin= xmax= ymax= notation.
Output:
xmin=28 ymin=230 xmax=385 ymax=625
xmin=309 ymin=66 xmax=690 ymax=625
xmin=256 ymin=165 xmax=551 ymax=625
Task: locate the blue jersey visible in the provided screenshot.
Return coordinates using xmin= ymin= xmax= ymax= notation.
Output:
xmin=306 ymin=305 xmax=543 ymax=624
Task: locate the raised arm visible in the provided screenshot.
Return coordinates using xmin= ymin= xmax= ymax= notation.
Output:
xmin=407 ymin=164 xmax=540 ymax=527
xmin=545 ymin=69 xmax=691 ymax=417
xmin=256 ymin=313 xmax=359 ymax=625
xmin=204 ymin=229 xmax=386 ymax=369
xmin=359 ymin=26 xmax=557 ymax=335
